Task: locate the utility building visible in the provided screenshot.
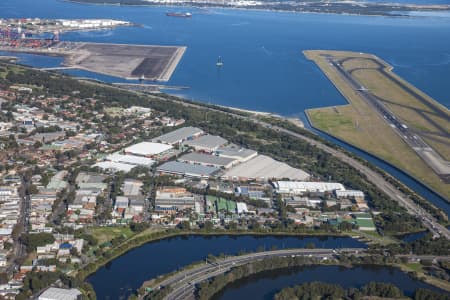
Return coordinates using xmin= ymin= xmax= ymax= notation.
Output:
xmin=152 ymin=126 xmax=204 ymax=145
xmin=178 ymin=152 xmax=236 ymax=169
xmin=182 ymin=134 xmax=227 ymax=152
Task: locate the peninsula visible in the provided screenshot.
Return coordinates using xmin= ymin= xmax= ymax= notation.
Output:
xmin=305 ymin=50 xmax=450 ymax=200
xmin=0 ymin=40 xmax=186 ymax=81
xmin=67 ymin=0 xmax=450 ymax=17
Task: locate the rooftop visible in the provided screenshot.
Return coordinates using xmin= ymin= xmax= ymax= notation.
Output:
xmin=124 ymin=142 xmax=172 ymax=156
xmin=76 ymin=172 xmax=106 ymax=184
xmin=275 ymin=181 xmax=345 ymax=193
xmin=223 ymin=155 xmax=310 ymax=181
xmin=216 ymin=144 xmax=257 ymax=160
xmin=157 ymin=161 xmax=219 ymax=177
xmin=94 ymin=161 xmax=136 ymax=172
xmin=178 ymin=152 xmax=236 ymax=167
xmin=38 ymin=287 xmax=82 ymax=300
xmin=152 ymin=126 xmax=204 ymax=145
xmin=182 ymin=134 xmax=227 ymax=150
xmin=107 ymin=153 xmax=155 ymax=166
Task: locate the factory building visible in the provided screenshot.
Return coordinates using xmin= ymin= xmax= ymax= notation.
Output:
xmin=124 ymin=142 xmax=172 ymax=158
xmin=157 ymin=161 xmax=219 ymax=178
xmin=94 ymin=161 xmax=136 ymax=173
xmin=236 ymin=202 xmax=249 ymax=214
xmin=178 ymin=152 xmax=236 ymax=169
xmin=274 ymin=181 xmax=346 ymax=195
xmin=106 ymin=153 xmax=155 ymax=168
xmin=182 ymin=134 xmax=227 ymax=152
xmin=216 ymin=144 xmax=258 ymax=163
xmin=155 ymin=197 xmax=195 ymax=211
xmin=152 ymin=126 xmax=204 ymax=145
xmin=335 ymin=190 xmax=364 ymax=199
xmin=222 ymin=155 xmax=310 ymax=182
xmin=38 ymin=287 xmax=82 ymax=300
xmin=122 ymin=179 xmax=143 ymax=196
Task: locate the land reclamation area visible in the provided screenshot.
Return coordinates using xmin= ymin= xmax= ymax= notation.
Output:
xmin=0 ymin=41 xmax=186 ymax=81
xmin=305 ymin=50 xmax=450 ymax=200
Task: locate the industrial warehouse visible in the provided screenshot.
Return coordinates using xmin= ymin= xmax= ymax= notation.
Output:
xmin=124 ymin=142 xmax=173 ymax=158
xmin=88 ymin=125 xmax=374 ymax=232
xmin=221 ymin=155 xmax=310 ymax=181
xmin=178 ymin=152 xmax=237 ymax=169
xmin=95 ymin=126 xmax=311 ymax=181
xmin=152 ymin=126 xmax=204 ymax=145
xmin=181 ymin=134 xmax=227 ymax=152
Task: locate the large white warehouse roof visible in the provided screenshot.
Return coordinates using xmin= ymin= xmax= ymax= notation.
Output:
xmin=222 ymin=155 xmax=309 ymax=181
xmin=107 ymin=153 xmax=155 ymax=167
xmin=275 ymin=181 xmax=346 ymax=194
xmin=124 ymin=142 xmax=172 ymax=156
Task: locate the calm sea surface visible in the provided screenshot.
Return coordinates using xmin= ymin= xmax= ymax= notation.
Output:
xmin=1 ymin=0 xmax=450 ymax=116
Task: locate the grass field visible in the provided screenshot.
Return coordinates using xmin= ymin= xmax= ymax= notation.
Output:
xmin=304 ymin=50 xmax=450 ymax=200
xmin=88 ymin=226 xmax=134 ymax=244
xmin=405 ymin=262 xmax=423 ymax=273
xmin=104 ymin=107 xmax=124 ymax=117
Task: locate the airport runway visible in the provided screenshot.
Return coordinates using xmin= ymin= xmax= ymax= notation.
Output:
xmin=323 ymin=54 xmax=450 ymax=183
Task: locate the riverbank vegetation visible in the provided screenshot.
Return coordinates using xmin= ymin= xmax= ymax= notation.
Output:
xmin=66 ymin=0 xmax=450 ymax=17
xmin=193 ymin=253 xmax=450 ymax=300
xmin=75 ymin=225 xmax=353 ymax=282
xmin=274 ymin=281 xmax=450 ymax=300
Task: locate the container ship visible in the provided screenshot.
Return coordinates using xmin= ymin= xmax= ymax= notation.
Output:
xmin=166 ymin=12 xmax=192 ymax=18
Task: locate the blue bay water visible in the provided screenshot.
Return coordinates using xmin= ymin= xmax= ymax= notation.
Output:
xmin=1 ymin=0 xmax=450 ymax=115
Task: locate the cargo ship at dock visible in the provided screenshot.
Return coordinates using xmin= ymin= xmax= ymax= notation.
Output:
xmin=166 ymin=12 xmax=192 ymax=18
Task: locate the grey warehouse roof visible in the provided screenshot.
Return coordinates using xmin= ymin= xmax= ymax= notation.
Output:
xmin=157 ymin=161 xmax=219 ymax=177
xmin=152 ymin=126 xmax=204 ymax=144
xmin=182 ymin=134 xmax=227 ymax=149
xmin=178 ymin=152 xmax=236 ymax=167
xmin=216 ymin=144 xmax=257 ymax=159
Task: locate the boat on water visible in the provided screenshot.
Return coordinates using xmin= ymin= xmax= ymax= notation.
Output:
xmin=216 ymin=56 xmax=224 ymax=67
xmin=166 ymin=12 xmax=192 ymax=18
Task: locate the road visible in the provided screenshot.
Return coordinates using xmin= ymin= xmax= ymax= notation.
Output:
xmin=6 ymin=175 xmax=31 ymax=275
xmin=144 ymin=248 xmax=364 ymax=300
xmin=145 ymin=248 xmax=450 ymax=300
xmin=325 ymin=55 xmax=450 ymax=182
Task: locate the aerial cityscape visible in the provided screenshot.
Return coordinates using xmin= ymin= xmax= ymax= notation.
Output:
xmin=0 ymin=0 xmax=449 ymax=299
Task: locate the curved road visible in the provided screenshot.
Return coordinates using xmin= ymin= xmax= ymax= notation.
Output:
xmin=146 ymin=248 xmax=450 ymax=300
xmin=146 ymin=248 xmax=364 ymax=300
